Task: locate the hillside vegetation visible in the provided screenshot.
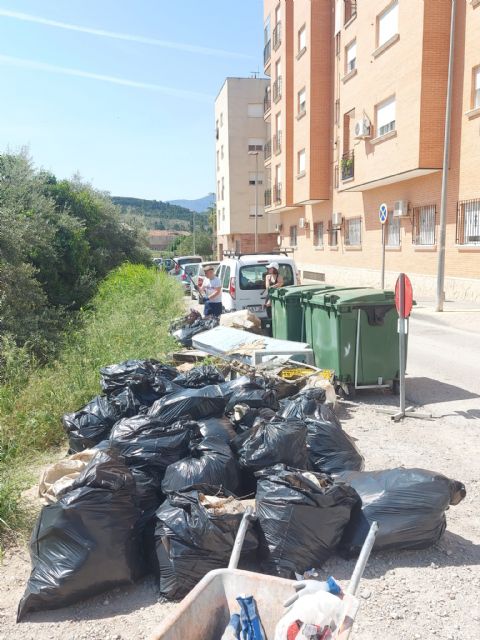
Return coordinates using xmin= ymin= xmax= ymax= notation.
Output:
xmin=113 ymin=196 xmax=209 ymax=232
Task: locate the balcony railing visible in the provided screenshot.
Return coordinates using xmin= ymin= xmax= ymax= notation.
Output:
xmin=264 ymin=140 xmax=272 ymax=160
xmin=273 ymin=76 xmax=282 ymax=103
xmin=264 ymin=86 xmax=271 ymax=114
xmin=344 ymin=0 xmax=357 ymax=24
xmin=273 ymin=131 xmax=282 ymax=154
xmin=273 ymin=22 xmax=282 ymax=50
xmin=264 ymin=188 xmax=272 ymax=207
xmin=264 ymin=39 xmax=271 ymax=66
xmin=274 ymin=182 xmax=282 ymax=203
xmin=341 ymin=150 xmax=354 ymax=181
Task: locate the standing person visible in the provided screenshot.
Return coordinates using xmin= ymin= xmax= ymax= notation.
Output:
xmin=200 ymin=265 xmax=223 ymax=317
xmin=264 ymin=261 xmax=284 ymax=320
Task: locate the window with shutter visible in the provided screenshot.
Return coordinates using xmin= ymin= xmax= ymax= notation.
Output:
xmin=376 ymin=96 xmax=396 ymax=136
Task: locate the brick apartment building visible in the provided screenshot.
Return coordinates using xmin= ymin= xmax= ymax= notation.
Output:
xmin=215 ymin=77 xmax=280 ymax=256
xmin=262 ymin=0 xmax=480 ymax=300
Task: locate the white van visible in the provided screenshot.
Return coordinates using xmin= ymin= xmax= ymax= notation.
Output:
xmin=217 ymin=253 xmax=299 ymax=318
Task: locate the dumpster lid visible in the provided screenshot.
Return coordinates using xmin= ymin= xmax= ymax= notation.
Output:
xmin=310 ymin=288 xmax=395 ymax=307
xmin=271 ymin=284 xmax=334 ymax=299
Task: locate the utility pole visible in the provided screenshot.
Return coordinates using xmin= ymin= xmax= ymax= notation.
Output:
xmin=248 ymin=150 xmax=259 ymax=252
xmin=192 ymin=210 xmax=196 ymax=255
xmin=436 ymin=0 xmax=456 ymax=312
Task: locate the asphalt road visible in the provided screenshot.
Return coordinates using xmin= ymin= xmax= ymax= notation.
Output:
xmin=406 ymin=310 xmax=480 ymax=422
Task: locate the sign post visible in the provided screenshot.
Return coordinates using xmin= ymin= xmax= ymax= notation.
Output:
xmin=390 ymin=273 xmax=432 ymax=422
xmin=379 ymin=203 xmax=388 ymax=289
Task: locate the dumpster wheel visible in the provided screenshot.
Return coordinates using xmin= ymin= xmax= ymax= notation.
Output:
xmin=337 ymin=381 xmax=356 ymax=399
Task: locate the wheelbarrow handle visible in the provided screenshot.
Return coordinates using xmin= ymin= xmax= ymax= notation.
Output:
xmin=228 ymin=506 xmax=256 ymax=570
xmin=346 ymin=521 xmax=379 ymax=596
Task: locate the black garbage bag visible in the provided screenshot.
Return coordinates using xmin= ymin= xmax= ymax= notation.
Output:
xmin=306 ymin=406 xmax=364 ymax=474
xmin=280 ymin=387 xmax=327 ymax=420
xmin=338 ymin=468 xmax=467 ymax=557
xmin=256 ymin=465 xmax=360 ymax=578
xmin=62 ymin=391 xmax=138 ymax=453
xmin=229 ymin=405 xmax=277 ymax=433
xmin=17 ymin=450 xmax=143 ymax=620
xmin=100 ymin=359 xmax=179 ymax=409
xmin=162 ymin=437 xmax=240 ymax=494
xmin=155 ymin=487 xmax=258 ymax=600
xmin=173 ymin=365 xmax=225 ymax=388
xmin=197 ymin=416 xmax=237 ymax=443
xmin=147 ymin=385 xmax=228 ymax=424
xmin=225 ymin=384 xmax=279 ymax=414
xmin=172 ymin=316 xmax=220 ymax=348
xmin=231 ymin=419 xmax=309 ymax=472
xmin=110 ymin=416 xmax=200 ymax=475
xmin=219 ymin=375 xmax=266 ymax=396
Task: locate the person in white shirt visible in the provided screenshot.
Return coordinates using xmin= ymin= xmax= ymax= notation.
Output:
xmin=200 ymin=265 xmax=223 ymax=317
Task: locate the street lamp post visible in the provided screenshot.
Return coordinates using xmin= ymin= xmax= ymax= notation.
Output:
xmin=436 ymin=0 xmax=456 ymax=312
xmin=249 ymin=150 xmax=259 ymax=252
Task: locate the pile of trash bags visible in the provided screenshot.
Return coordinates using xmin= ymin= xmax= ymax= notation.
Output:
xmin=169 ymin=310 xmax=220 ymax=348
xmin=18 ymin=358 xmax=466 ymax=620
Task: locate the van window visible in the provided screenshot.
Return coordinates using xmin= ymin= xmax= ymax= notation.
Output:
xmin=278 ymin=264 xmax=294 ymax=286
xmin=177 ymin=257 xmax=202 ymax=267
xmin=217 ymin=264 xmax=225 ymax=284
xmin=238 ymin=263 xmax=294 ymax=289
xmin=222 ymin=266 xmax=231 ymax=289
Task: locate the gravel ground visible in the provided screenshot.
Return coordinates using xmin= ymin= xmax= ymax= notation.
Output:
xmin=1 ymin=392 xmax=479 ymax=640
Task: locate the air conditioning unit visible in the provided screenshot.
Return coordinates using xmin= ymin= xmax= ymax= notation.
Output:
xmin=354 ymin=117 xmax=371 ymax=139
xmin=332 ymin=212 xmax=343 ymax=227
xmin=393 ymin=200 xmax=409 ymax=217
xmin=275 ymin=223 xmax=283 ymax=232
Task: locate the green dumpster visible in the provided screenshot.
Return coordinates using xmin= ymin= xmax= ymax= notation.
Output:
xmin=307 ymin=288 xmax=400 ymax=395
xmin=270 ymin=284 xmax=335 ymax=341
xmin=302 ymin=287 xmax=371 ymax=347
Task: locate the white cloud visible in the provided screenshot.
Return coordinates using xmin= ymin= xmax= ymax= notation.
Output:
xmin=0 ymin=54 xmax=214 ymax=102
xmin=0 ymin=8 xmax=253 ymax=59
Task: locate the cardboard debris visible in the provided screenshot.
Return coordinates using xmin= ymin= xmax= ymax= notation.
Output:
xmin=220 ymin=309 xmax=262 ymax=334
xmin=38 ymin=450 xmax=97 ymax=504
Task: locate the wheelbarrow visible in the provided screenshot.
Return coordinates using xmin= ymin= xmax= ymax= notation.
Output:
xmin=150 ymin=507 xmax=378 ymax=640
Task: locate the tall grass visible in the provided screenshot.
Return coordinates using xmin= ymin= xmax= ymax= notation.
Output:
xmin=0 ymin=263 xmax=183 ymax=540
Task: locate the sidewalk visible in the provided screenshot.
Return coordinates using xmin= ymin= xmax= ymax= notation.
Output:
xmin=411 ymin=297 xmax=480 ymax=335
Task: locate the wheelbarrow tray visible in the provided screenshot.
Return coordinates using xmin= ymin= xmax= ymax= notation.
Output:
xmin=150 ymin=567 xmax=359 ymax=640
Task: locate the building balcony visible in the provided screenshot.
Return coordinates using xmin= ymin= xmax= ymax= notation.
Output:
xmin=274 ymin=182 xmax=282 ymax=204
xmin=273 ymin=76 xmax=282 ymax=103
xmin=341 ymin=150 xmax=355 ymax=181
xmin=273 ymin=131 xmax=282 ymax=155
xmin=273 ymin=22 xmax=282 ymax=51
xmin=264 ymin=40 xmax=271 ymax=67
xmin=264 ymin=86 xmax=271 ymax=114
xmin=264 ymin=188 xmax=272 ymax=207
xmin=264 ymin=140 xmax=272 ymax=161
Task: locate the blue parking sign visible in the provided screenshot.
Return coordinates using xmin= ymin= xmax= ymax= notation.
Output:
xmin=379 ymin=203 xmax=388 ymax=225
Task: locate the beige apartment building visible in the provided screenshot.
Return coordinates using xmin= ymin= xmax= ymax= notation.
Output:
xmin=263 ymin=0 xmax=480 ymax=300
xmin=215 ymin=77 xmax=280 ymax=256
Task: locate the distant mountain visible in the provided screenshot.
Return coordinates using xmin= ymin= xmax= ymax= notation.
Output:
xmin=168 ymin=193 xmax=215 ymax=213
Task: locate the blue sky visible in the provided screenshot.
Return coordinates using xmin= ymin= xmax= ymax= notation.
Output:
xmin=0 ymin=1 xmax=264 ymax=200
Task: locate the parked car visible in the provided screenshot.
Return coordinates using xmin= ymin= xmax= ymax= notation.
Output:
xmin=169 ymin=256 xmax=203 ymax=276
xmin=216 ymin=253 xmax=299 ymax=318
xmin=173 ymin=262 xmax=203 ymax=294
xmin=190 ymin=261 xmax=221 ymax=300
